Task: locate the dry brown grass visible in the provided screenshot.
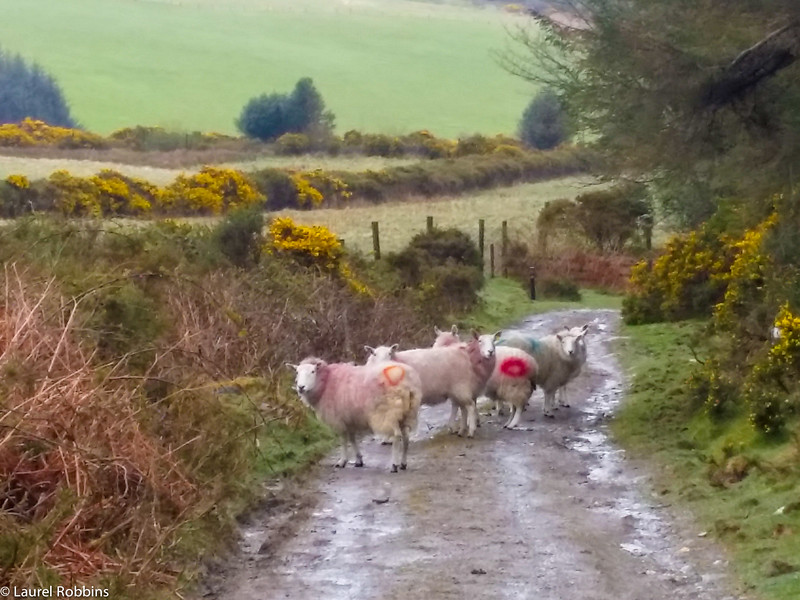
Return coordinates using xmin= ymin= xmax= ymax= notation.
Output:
xmin=0 ymin=148 xmax=418 ymax=185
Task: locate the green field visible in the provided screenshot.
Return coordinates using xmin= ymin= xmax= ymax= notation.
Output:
xmin=277 ymin=176 xmax=599 ymax=255
xmin=0 ymin=0 xmax=534 ymax=137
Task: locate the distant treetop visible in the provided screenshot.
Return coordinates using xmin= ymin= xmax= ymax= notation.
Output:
xmin=0 ymin=47 xmax=76 ymax=128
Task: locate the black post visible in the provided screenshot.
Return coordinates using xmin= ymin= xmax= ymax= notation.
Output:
xmin=478 ymin=219 xmax=485 ymax=265
xmin=529 ymin=266 xmax=536 ymax=300
xmin=371 ymin=221 xmax=381 ymax=260
xmin=427 ymin=216 xmax=434 ymax=232
xmin=490 ymin=243 xmax=495 ymax=278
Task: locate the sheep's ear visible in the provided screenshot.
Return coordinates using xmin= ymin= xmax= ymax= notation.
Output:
xmin=471 ymin=329 xmax=480 ymax=340
xmin=364 ymin=345 xmax=375 ymax=356
xmin=451 ymin=324 xmax=459 ymax=334
xmin=285 ymin=362 xmax=299 ymax=371
xmin=556 ymin=333 xmax=564 ymax=342
xmin=390 ymin=343 xmax=399 ymax=356
xmin=493 ymin=330 xmax=502 ymax=341
xmin=581 ymin=324 xmax=590 ymax=335
xmin=434 ymin=326 xmax=443 ymax=335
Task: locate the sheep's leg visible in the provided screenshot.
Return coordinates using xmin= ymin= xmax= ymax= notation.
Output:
xmin=400 ymin=427 xmax=410 ymax=470
xmin=335 ymin=435 xmax=349 ymax=468
xmin=543 ymin=390 xmax=556 ymax=418
xmin=448 ymin=400 xmax=459 ymax=434
xmin=502 ymin=404 xmax=514 ymax=429
xmin=457 ymin=401 xmax=469 ymax=436
xmin=465 ymin=400 xmax=477 ymax=438
xmin=558 ymin=385 xmax=570 ymax=408
xmin=349 ymin=432 xmax=364 ymax=467
xmin=390 ymin=428 xmax=402 ymax=473
xmin=506 ymin=404 xmax=523 ymax=429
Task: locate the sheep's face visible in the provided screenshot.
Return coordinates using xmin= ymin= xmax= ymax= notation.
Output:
xmin=294 ymin=362 xmax=322 ymax=397
xmin=557 ymin=331 xmax=586 ymax=358
xmin=365 ymin=344 xmax=396 ymax=365
xmin=476 ymin=332 xmax=497 ymax=359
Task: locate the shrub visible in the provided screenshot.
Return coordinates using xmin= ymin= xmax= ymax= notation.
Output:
xmin=518 ymin=89 xmax=569 ymax=150
xmin=539 ymin=277 xmax=582 ymax=301
xmin=162 ymin=167 xmax=265 ymax=215
xmin=407 ymin=227 xmax=482 ymax=269
xmin=0 ymin=48 xmax=75 ymax=127
xmin=574 ymin=184 xmax=650 ymax=252
xmin=236 ymin=78 xmax=334 ymax=142
xmin=0 ymin=118 xmax=106 ymax=149
xmin=386 ymin=227 xmax=484 ymax=316
xmin=214 ymin=207 xmax=265 ymax=268
xmin=266 ymin=216 xmax=343 ymax=270
xmin=274 ymin=132 xmax=312 ymax=155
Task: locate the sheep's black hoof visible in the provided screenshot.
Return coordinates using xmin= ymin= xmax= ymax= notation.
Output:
xmin=561 ymin=404 xmax=571 ymax=408
xmin=400 ymin=463 xmax=407 ymax=471
xmin=545 ymin=413 xmax=555 ymax=419
xmin=355 ymin=458 xmax=364 ymax=467
xmin=391 ymin=464 xmax=399 ymax=473
xmin=335 ymin=462 xmax=346 ymax=468
xmin=380 ymin=440 xmax=392 ymax=446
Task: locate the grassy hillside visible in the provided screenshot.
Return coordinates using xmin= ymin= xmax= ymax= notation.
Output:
xmin=0 ymin=0 xmax=534 ymax=137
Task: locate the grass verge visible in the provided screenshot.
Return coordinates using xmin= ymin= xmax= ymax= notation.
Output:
xmin=463 ymin=276 xmax=623 ymax=332
xmin=614 ymin=320 xmax=800 ymax=600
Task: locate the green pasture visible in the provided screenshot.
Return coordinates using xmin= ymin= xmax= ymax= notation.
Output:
xmin=0 ymin=0 xmax=535 ymax=137
xmin=278 ymin=176 xmax=600 ymax=255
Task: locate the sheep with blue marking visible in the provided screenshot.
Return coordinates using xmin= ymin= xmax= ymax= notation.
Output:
xmin=497 ymin=326 xmax=588 ymax=418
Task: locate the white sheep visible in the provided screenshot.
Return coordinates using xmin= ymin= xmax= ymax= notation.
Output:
xmin=365 ymin=331 xmax=496 ymax=438
xmin=497 ymin=328 xmax=586 ymax=417
xmin=484 ymin=346 xmax=539 ymax=429
xmin=289 ymin=357 xmax=422 ymax=472
xmin=555 ymin=324 xmax=589 ymax=408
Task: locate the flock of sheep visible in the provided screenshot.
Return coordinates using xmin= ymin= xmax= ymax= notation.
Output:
xmin=287 ymin=323 xmax=590 ymax=472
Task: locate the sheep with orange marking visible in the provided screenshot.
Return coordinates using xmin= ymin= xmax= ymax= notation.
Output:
xmin=289 ymin=357 xmax=422 ymax=472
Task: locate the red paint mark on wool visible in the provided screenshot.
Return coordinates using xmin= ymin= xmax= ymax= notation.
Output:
xmin=499 ymin=357 xmax=529 ymax=378
xmin=382 ymin=365 xmax=405 ymax=386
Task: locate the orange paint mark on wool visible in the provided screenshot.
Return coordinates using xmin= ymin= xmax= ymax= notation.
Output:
xmin=382 ymin=365 xmax=405 ymax=386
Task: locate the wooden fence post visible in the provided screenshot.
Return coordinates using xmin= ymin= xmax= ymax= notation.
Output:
xmin=371 ymin=221 xmax=381 ymax=260
xmin=501 ymin=220 xmax=508 ymax=277
xmin=490 ymin=243 xmax=495 ymax=278
xmin=427 ymin=216 xmax=434 ymax=232
xmin=529 ymin=266 xmax=536 ymax=300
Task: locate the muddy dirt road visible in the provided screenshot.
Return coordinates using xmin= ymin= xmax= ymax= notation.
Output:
xmin=204 ymin=309 xmax=743 ymax=600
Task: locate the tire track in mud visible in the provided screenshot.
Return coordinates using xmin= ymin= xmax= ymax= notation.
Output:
xmin=202 ymin=309 xmax=745 ymax=600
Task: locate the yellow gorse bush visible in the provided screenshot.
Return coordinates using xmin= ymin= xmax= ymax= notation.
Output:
xmin=713 ymin=213 xmax=778 ymax=330
xmin=163 ymin=167 xmax=264 ymax=214
xmin=266 ymin=217 xmax=343 ymax=268
xmin=5 ymin=175 xmax=30 ymax=189
xmin=290 ymin=174 xmax=324 ymax=207
xmin=266 ymin=217 xmax=372 ymax=295
xmin=40 ymin=167 xmax=263 ymax=217
xmin=0 ymin=118 xmax=107 ymax=149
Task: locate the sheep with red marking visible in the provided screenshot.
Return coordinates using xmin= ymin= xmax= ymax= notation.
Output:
xmin=289 ymin=357 xmax=422 ymax=472
xmin=366 ymin=331 xmax=496 ymax=438
xmin=484 ymin=346 xmax=539 ymax=429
